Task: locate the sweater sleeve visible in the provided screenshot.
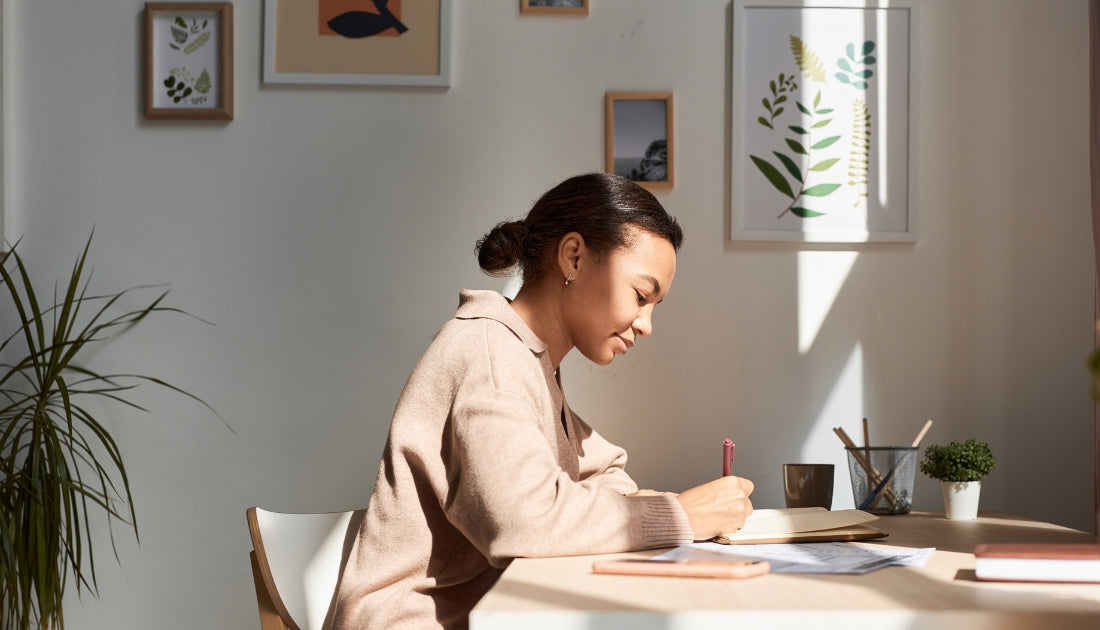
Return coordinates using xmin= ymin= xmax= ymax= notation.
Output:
xmin=569 ymin=410 xmax=640 ymax=495
xmin=443 ymin=389 xmax=693 ymax=567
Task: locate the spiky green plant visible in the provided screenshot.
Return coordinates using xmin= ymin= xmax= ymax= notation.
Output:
xmin=0 ymin=232 xmax=218 ymax=630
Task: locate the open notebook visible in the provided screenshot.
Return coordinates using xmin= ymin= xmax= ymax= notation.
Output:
xmin=713 ymin=507 xmax=886 ymax=545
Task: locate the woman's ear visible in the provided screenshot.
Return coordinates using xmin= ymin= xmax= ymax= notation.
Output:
xmin=557 ymin=232 xmax=585 ymax=281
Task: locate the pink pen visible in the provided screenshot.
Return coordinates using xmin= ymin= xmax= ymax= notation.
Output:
xmin=723 ymin=438 xmax=735 ymax=477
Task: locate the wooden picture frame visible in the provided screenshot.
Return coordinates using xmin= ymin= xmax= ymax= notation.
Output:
xmin=605 ymin=92 xmax=673 ymax=191
xmin=263 ymin=0 xmax=452 ymax=87
xmin=729 ymin=0 xmax=916 ymax=242
xmin=143 ymin=2 xmax=233 ymax=120
xmin=520 ymin=0 xmax=589 ymax=15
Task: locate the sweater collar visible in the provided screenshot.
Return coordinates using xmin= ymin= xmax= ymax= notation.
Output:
xmin=454 ymin=290 xmax=549 ymax=355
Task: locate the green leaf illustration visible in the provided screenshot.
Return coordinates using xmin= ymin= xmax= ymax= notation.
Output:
xmin=750 ymin=155 xmax=795 ymax=199
xmin=811 ymin=135 xmax=841 ymax=150
xmin=836 ymin=73 xmax=851 ymax=84
xmin=838 ymin=58 xmax=852 ymax=72
xmin=854 ymin=81 xmax=868 ymax=89
xmin=789 ymin=125 xmax=808 ymax=135
xmin=758 ymin=116 xmax=773 ymax=129
xmin=816 ymin=108 xmax=834 ymax=114
xmin=792 ymin=207 xmax=826 ymax=218
xmin=812 ymin=119 xmax=832 ymax=128
xmin=862 ymin=41 xmax=875 ymax=55
xmin=785 ymin=138 xmax=808 ymax=155
xmin=802 ymin=183 xmax=842 ymax=197
xmin=797 ymin=102 xmax=812 ymax=115
xmin=809 ymin=158 xmax=840 ymax=171
xmin=773 ymin=151 xmax=803 ymax=182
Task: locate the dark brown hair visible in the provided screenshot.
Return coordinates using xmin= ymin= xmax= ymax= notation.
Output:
xmin=476 ymin=172 xmax=683 ymax=285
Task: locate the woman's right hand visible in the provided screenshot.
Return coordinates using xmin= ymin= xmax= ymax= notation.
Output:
xmin=675 ymin=476 xmax=755 ymax=541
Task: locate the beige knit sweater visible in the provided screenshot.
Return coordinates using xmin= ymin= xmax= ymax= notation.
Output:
xmin=328 ymin=290 xmax=694 ymax=630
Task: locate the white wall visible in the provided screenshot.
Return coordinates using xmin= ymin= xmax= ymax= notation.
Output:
xmin=3 ymin=1 xmax=1093 ymax=628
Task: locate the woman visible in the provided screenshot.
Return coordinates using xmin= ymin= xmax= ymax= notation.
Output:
xmin=329 ymin=172 xmax=754 ymax=630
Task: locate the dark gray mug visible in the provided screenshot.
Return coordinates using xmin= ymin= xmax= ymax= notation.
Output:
xmin=783 ymin=463 xmax=834 ymax=509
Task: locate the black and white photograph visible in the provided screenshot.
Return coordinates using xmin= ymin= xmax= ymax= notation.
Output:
xmin=605 ymin=92 xmax=673 ymax=189
xmin=520 ymin=0 xmax=589 ymax=16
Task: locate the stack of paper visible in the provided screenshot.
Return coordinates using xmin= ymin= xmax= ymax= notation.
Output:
xmin=714 ymin=507 xmax=885 ymax=545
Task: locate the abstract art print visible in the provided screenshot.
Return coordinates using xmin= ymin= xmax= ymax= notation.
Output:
xmin=143 ymin=2 xmax=233 ymax=120
xmin=605 ymin=92 xmax=674 ymax=191
xmin=730 ymin=0 xmax=915 ymax=242
xmin=263 ymin=0 xmax=452 ymax=86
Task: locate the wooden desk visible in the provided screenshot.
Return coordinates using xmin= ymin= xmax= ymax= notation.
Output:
xmin=470 ymin=512 xmax=1100 ymax=630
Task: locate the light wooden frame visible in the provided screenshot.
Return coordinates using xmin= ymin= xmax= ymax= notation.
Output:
xmin=520 ymin=0 xmax=589 ymax=15
xmin=605 ymin=92 xmax=674 ymax=191
xmin=729 ymin=0 xmax=916 ymax=243
xmin=263 ymin=0 xmax=452 ymax=87
xmin=143 ymin=2 xmax=233 ymax=120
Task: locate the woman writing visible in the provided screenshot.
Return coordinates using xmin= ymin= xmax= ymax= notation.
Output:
xmin=329 ymin=172 xmax=754 ymax=629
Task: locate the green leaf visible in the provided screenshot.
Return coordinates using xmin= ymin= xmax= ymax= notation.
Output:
xmin=802 ymin=183 xmax=842 ymax=197
xmin=811 ymin=119 xmax=832 ymax=128
xmin=816 ymin=108 xmax=833 ymax=114
xmin=836 ymin=73 xmax=851 ymax=84
xmin=762 ymin=98 xmax=772 ymax=113
xmin=837 ymin=58 xmax=852 ymax=72
xmin=773 ymin=107 xmax=785 ymax=117
xmin=809 ymin=157 xmax=840 ymax=171
xmin=862 ymin=55 xmax=877 ymax=65
xmin=757 ymin=116 xmax=773 ymax=129
xmin=811 ymin=135 xmax=841 ymax=150
xmin=773 ymin=151 xmax=803 ymax=182
xmin=846 ymin=42 xmax=855 ymax=60
xmin=784 ymin=138 xmax=808 ymax=155
xmin=857 ymin=70 xmax=873 ymax=79
xmin=792 ymin=207 xmax=826 ymax=218
xmin=750 ymin=155 xmax=795 ymax=198
xmin=862 ymin=41 xmax=875 ymax=55
xmin=769 ymin=80 xmax=777 ymax=96
xmin=813 ymin=91 xmax=821 ymax=108
xmin=854 ymin=81 xmax=869 ymax=90
xmin=774 ymin=95 xmax=787 ymax=105
xmin=796 ymin=101 xmax=811 ymax=115
xmin=788 ymin=125 xmax=808 ymax=135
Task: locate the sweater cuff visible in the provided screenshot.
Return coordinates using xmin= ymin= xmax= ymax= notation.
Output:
xmin=630 ymin=495 xmax=695 ymax=549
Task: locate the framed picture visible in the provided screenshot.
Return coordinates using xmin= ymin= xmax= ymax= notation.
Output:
xmin=143 ymin=2 xmax=233 ymax=120
xmin=263 ymin=0 xmax=452 ymax=87
xmin=605 ymin=92 xmax=673 ymax=191
xmin=520 ymin=0 xmax=588 ymax=15
xmin=730 ymin=0 xmax=916 ymax=243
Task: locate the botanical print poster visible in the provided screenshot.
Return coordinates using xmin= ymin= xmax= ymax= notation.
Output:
xmin=731 ymin=2 xmax=912 ymax=242
xmin=150 ymin=10 xmax=223 ymax=109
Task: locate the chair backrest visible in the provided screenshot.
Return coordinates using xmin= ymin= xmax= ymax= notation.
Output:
xmin=246 ymin=506 xmax=363 ymax=630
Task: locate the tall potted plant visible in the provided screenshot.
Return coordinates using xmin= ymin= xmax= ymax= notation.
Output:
xmin=0 ymin=233 xmax=218 ymax=630
xmin=919 ymin=438 xmax=996 ymax=520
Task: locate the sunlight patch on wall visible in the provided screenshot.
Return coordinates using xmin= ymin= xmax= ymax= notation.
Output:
xmin=798 ymin=250 xmax=858 ymax=353
xmin=802 ymin=341 xmax=863 ymax=462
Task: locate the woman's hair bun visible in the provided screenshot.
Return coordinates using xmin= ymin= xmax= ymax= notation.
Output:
xmin=476 ymin=220 xmax=528 ymax=276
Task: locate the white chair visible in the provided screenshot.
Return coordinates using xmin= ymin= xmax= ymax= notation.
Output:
xmin=246 ymin=506 xmax=364 ymax=630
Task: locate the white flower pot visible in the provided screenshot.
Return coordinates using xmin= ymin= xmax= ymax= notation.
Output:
xmin=941 ymin=480 xmax=981 ymax=520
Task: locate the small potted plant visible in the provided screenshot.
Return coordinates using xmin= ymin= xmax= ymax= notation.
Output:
xmin=918 ymin=438 xmax=996 ymax=520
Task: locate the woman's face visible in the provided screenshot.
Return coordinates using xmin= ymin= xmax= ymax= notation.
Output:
xmin=564 ymin=227 xmax=677 ymax=366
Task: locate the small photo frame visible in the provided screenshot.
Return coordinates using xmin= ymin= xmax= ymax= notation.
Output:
xmin=263 ymin=0 xmax=452 ymax=87
xmin=605 ymin=92 xmax=674 ymax=190
xmin=143 ymin=2 xmax=233 ymax=120
xmin=520 ymin=0 xmax=589 ymax=15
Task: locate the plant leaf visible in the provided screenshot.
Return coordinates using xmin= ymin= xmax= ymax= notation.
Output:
xmin=802 ymin=183 xmax=842 ymax=197
xmin=750 ymin=155 xmax=795 ymax=198
xmin=792 ymin=206 xmax=826 ymax=218
xmin=811 ymin=135 xmax=842 ymax=150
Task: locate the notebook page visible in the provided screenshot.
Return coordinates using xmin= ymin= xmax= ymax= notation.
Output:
xmin=730 ymin=508 xmax=878 ymax=538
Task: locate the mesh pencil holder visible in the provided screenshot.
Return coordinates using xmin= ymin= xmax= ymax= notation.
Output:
xmin=844 ymin=446 xmax=917 ymax=515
